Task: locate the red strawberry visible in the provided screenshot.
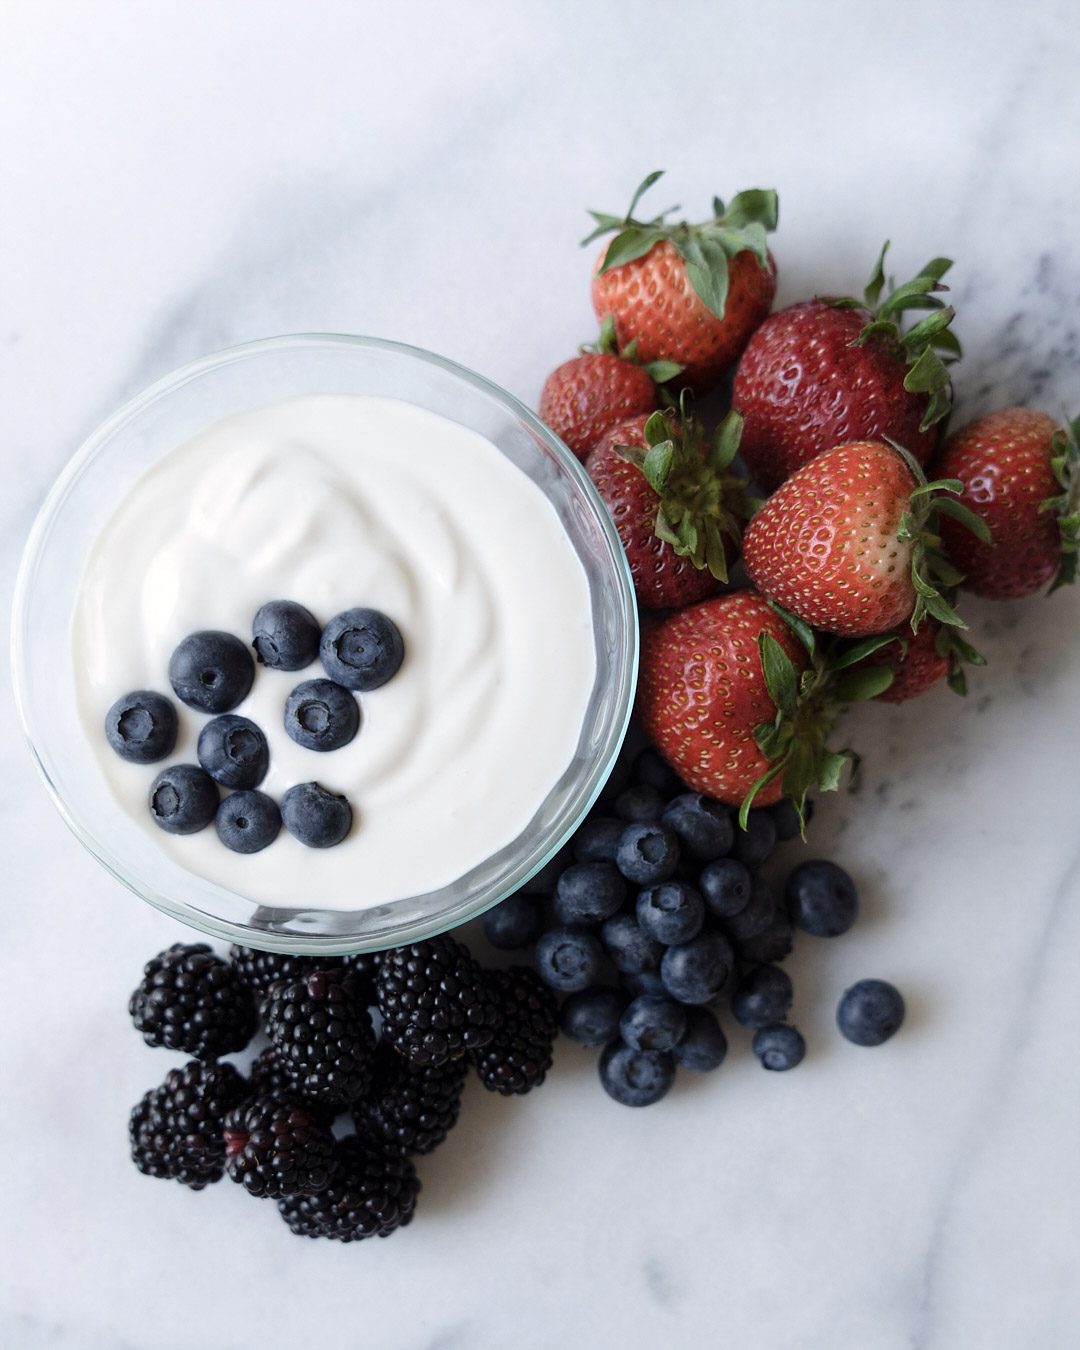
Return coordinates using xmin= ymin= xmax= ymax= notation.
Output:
xmin=741 ymin=440 xmax=989 ymax=638
xmin=539 ymin=353 xmax=657 ymax=460
xmin=733 ymin=246 xmax=959 ymax=492
xmin=584 ymin=171 xmax=778 ymax=395
xmin=933 ymin=407 xmax=1079 ymax=599
xmin=639 ymin=590 xmax=809 ymax=806
xmin=860 ymin=622 xmax=949 ymax=703
xmin=586 ymin=408 xmax=747 ymax=610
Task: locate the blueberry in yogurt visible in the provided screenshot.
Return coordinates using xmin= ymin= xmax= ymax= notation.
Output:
xmin=104 ymin=690 xmax=177 ymax=764
xmin=251 ymin=600 xmax=321 ymax=672
xmin=215 ymin=790 xmax=281 ymax=854
xmin=149 ymin=765 xmax=220 ymax=835
xmin=168 ymin=631 xmax=254 ymax=713
xmin=197 ymin=715 xmax=270 ymax=789
xmin=284 ymin=679 xmax=360 ymax=752
xmin=319 ymin=608 xmax=404 ymax=691
xmin=280 ymin=782 xmax=353 ymax=848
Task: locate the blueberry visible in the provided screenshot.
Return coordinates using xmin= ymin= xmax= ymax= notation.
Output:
xmin=660 ymin=929 xmax=736 ymax=1006
xmin=251 ymin=600 xmax=321 ymax=671
xmin=148 ymin=764 xmax=219 ymax=834
xmin=731 ymin=965 xmax=794 ymax=1029
xmin=720 ymin=876 xmax=777 ymax=944
xmin=520 ymin=845 xmax=573 ymax=896
xmin=620 ymin=969 xmax=668 ymax=999
xmin=636 ymin=881 xmax=705 ymax=946
xmin=698 ymin=857 xmax=753 ymax=919
xmin=534 ymin=927 xmax=604 ymax=993
xmin=771 ymin=795 xmax=812 ymax=842
xmin=280 ymin=782 xmax=353 ymax=848
xmin=600 ymin=913 xmax=663 ymax=975
xmin=560 ymin=986 xmax=628 ymax=1046
xmin=283 ymin=679 xmax=360 ymax=752
xmin=786 ymin=860 xmax=859 ymax=937
xmin=615 ymin=821 xmax=681 ymax=886
xmin=196 ymin=714 xmax=269 ymax=789
xmin=619 ymin=995 xmax=687 ymax=1053
xmin=215 ymin=789 xmax=281 ymax=854
xmin=837 ymin=979 xmax=905 ymax=1046
xmin=168 ymin=631 xmax=254 ymax=713
xmin=573 ymin=816 xmax=625 ymax=863
xmin=320 ymin=608 xmax=404 ymax=691
xmin=482 ymin=893 xmax=544 ymax=950
xmin=553 ymin=861 xmax=626 ymax=925
xmin=753 ymin=1024 xmax=806 ymax=1071
xmin=738 ymin=909 xmax=796 ymax=966
xmin=662 ymin=793 xmax=733 ymax=861
xmin=598 ymin=1041 xmax=676 ymax=1107
xmin=731 ymin=809 xmax=777 ymax=868
xmin=674 ymin=1008 xmax=728 ymax=1072
xmin=614 ymin=784 xmax=666 ymax=823
xmin=104 ymin=690 xmax=178 ymax=764
xmin=631 ymin=746 xmax=685 ymax=799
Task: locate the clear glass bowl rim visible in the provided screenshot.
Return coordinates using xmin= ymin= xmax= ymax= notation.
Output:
xmin=11 ymin=333 xmax=639 ymax=954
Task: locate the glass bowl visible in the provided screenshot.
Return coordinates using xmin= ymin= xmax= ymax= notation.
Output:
xmin=12 ymin=335 xmax=638 ymax=954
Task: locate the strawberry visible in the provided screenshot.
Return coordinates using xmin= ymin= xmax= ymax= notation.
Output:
xmin=640 ymin=591 xmax=902 ymax=822
xmin=933 ymin=407 xmax=1080 ymax=599
xmin=857 ymin=617 xmax=985 ymax=702
xmin=586 ymin=407 xmax=748 ymax=610
xmin=537 ymin=316 xmax=682 ymax=461
xmin=741 ymin=439 xmax=990 ymax=638
xmin=639 ymin=591 xmax=809 ymax=806
xmin=583 ymin=171 xmax=778 ymax=395
xmin=733 ymin=245 xmax=960 ymax=492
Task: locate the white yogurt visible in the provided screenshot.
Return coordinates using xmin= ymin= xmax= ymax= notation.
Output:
xmin=72 ymin=395 xmax=596 ymax=909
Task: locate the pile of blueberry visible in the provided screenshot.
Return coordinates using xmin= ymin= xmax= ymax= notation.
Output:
xmin=103 ymin=601 xmax=404 ymax=853
xmin=483 ymin=744 xmax=905 ymax=1106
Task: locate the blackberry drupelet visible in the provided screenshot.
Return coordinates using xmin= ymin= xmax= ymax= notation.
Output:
xmin=470 ymin=967 xmax=558 ymax=1096
xmin=224 ymin=1093 xmax=338 ymax=1199
xmin=278 ymin=1135 xmax=419 ymax=1241
xmin=356 ymin=1043 xmax=468 ymax=1155
xmin=264 ymin=968 xmax=376 ymax=1107
xmin=376 ymin=936 xmax=499 ymax=1067
xmin=129 ymin=1059 xmax=248 ymax=1189
xmin=129 ymin=943 xmax=255 ymax=1059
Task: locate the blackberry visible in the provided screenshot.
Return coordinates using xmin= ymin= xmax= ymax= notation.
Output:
xmin=356 ymin=1043 xmax=468 ymax=1155
xmin=224 ymin=1093 xmax=338 ymax=1199
xmin=264 ymin=968 xmax=376 ymax=1107
xmin=341 ymin=951 xmax=381 ymax=1004
xmin=129 ymin=1059 xmax=248 ymax=1190
xmin=229 ymin=945 xmax=332 ymax=1007
xmin=247 ymin=1046 xmax=336 ymax=1124
xmin=469 ymin=967 xmax=558 ymax=1096
xmin=129 ymin=943 xmax=255 ymax=1059
xmin=377 ymin=936 xmax=499 ymax=1067
xmin=278 ymin=1135 xmax=419 ymax=1241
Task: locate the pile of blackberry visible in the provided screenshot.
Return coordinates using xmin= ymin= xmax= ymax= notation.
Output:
xmin=484 ymin=743 xmax=904 ymax=1106
xmin=126 ymin=935 xmax=557 ymax=1242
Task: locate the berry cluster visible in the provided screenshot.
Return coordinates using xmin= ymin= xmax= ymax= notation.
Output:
xmin=127 ymin=935 xmax=557 ymax=1241
xmin=105 ymin=602 xmax=404 ymax=853
xmin=538 ymin=172 xmax=1076 ymax=827
xmin=483 ymin=743 xmax=904 ymax=1106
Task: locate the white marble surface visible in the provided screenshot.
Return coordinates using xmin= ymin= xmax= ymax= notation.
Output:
xmin=3 ymin=3 xmax=1079 ymax=1347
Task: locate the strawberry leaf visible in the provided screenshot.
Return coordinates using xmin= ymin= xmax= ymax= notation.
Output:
xmin=832 ymin=666 xmax=895 ymax=703
xmin=863 ymin=242 xmax=890 ymax=309
xmin=599 ymin=227 xmax=669 ymax=274
xmin=818 ymin=749 xmax=854 ymax=793
xmin=642 ymin=360 xmax=683 ymax=384
xmin=625 ymin=170 xmax=666 ymax=220
xmin=708 ymin=411 xmax=744 ymax=473
xmin=720 ymin=188 xmax=779 ymax=233
xmin=676 ymin=235 xmax=730 ymax=321
xmin=831 ymin=633 xmax=906 ymax=669
xmin=759 ymin=634 xmax=800 ymax=719
xmin=934 ymin=495 xmax=993 ymax=542
xmin=766 ymin=600 xmax=817 ymax=658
